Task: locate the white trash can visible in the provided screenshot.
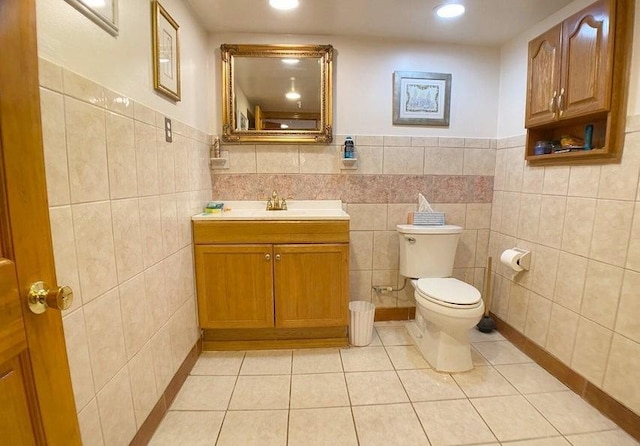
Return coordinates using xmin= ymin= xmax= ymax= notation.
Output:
xmin=349 ymin=301 xmax=376 ymax=346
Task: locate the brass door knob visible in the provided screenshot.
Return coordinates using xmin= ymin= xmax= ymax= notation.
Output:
xmin=548 ymin=90 xmax=557 ymax=113
xmin=28 ymin=281 xmax=73 ymax=314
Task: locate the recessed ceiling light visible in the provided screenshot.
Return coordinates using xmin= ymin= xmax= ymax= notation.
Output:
xmin=269 ymin=0 xmax=299 ymax=10
xmin=282 ymin=58 xmax=300 ymax=65
xmin=435 ymin=3 xmax=465 ymax=19
xmin=280 ymin=124 xmax=289 ymax=129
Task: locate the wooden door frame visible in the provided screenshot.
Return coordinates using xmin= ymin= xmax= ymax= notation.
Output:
xmin=0 ymin=0 xmax=81 ymax=443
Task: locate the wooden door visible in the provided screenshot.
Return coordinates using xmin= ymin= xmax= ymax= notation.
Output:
xmin=560 ymin=0 xmax=612 ymax=120
xmin=0 ymin=263 xmax=41 ymax=445
xmin=195 ymin=244 xmax=275 ymax=328
xmin=525 ymin=24 xmax=562 ymax=127
xmin=274 ymin=244 xmax=349 ymax=328
xmin=0 ymin=0 xmax=81 ymax=444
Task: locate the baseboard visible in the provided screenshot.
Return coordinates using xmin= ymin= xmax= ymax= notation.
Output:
xmin=203 ymin=337 xmax=348 ymax=350
xmin=491 ymin=313 xmax=640 ymax=441
xmin=374 ymin=306 xmax=416 ymax=322
xmin=130 ymin=339 xmax=202 ymax=446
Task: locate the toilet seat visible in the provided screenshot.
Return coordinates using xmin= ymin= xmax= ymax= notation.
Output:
xmin=415 ymin=278 xmax=481 ymax=309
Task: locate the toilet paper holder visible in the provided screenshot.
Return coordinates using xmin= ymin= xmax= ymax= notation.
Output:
xmin=501 ymin=248 xmax=531 ymax=271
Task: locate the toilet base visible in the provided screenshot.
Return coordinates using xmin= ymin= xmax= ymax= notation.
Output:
xmin=406 ymin=319 xmax=473 ymax=373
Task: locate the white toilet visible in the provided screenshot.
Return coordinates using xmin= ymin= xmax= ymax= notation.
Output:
xmin=397 ymin=224 xmax=484 ymax=372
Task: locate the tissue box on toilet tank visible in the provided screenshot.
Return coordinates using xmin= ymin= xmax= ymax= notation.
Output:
xmin=408 ymin=212 xmax=445 ymax=226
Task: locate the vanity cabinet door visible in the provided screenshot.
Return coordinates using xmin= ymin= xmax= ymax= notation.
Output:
xmin=195 ymin=244 xmax=274 ymax=329
xmin=273 ymin=244 xmax=349 ymax=328
xmin=525 ymin=24 xmax=562 ymax=127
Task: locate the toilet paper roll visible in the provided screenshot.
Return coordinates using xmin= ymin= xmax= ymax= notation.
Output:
xmin=500 ymin=249 xmax=524 ymax=272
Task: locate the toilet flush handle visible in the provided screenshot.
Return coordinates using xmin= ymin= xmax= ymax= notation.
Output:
xmin=405 ymin=236 xmax=416 ymax=244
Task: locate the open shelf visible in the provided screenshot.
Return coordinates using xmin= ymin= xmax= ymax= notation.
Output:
xmin=210 ymin=157 xmax=228 ymax=169
xmin=525 ymin=114 xmax=621 ymax=165
xmin=341 ymin=157 xmax=357 ymax=170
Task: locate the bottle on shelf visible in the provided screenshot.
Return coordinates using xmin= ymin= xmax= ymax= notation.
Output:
xmin=344 ymin=136 xmax=355 ymax=159
xmin=584 ymin=124 xmax=594 ymax=150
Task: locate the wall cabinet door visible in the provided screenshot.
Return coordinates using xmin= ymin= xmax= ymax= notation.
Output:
xmin=525 ymin=24 xmax=562 ymax=127
xmin=526 ymin=0 xmax=611 ymax=127
xmin=274 ymin=244 xmax=349 ymax=328
xmin=195 ymin=244 xmax=274 ymax=329
xmin=559 ymin=0 xmax=612 ymax=120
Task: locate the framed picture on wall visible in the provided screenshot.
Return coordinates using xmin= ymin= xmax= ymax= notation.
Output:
xmin=64 ymin=0 xmax=118 ymax=36
xmin=393 ymin=71 xmax=451 ymax=126
xmin=152 ymin=1 xmax=181 ymax=101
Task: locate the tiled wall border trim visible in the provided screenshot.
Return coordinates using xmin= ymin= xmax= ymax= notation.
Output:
xmin=492 ymin=314 xmax=640 ymax=441
xmin=130 ymin=339 xmax=203 ymax=446
xmin=212 ymin=174 xmax=494 ymax=204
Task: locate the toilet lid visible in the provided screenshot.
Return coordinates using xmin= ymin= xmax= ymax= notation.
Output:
xmin=416 ymin=278 xmax=481 ymax=306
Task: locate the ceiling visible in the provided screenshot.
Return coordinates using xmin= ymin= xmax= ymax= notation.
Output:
xmin=185 ymin=0 xmax=574 ymax=46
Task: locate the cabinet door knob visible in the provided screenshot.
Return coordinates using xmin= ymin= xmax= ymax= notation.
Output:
xmin=548 ymin=90 xmax=557 ymax=113
xmin=265 ymin=254 xmax=271 ymax=261
xmin=557 ymin=88 xmax=565 ymax=115
xmin=275 ymin=254 xmax=281 ymax=261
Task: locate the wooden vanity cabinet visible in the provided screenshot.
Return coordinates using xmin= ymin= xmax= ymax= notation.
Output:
xmin=524 ymin=0 xmax=634 ymax=165
xmin=195 ymin=244 xmax=274 ymax=329
xmin=193 ymin=220 xmax=350 ymax=350
xmin=274 ymin=244 xmax=349 ymax=328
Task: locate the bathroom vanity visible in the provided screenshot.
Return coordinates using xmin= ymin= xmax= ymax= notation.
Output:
xmin=192 ymin=201 xmax=350 ymax=350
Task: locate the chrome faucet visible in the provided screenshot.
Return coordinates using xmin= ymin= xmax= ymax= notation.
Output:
xmin=266 ymin=190 xmax=288 ymax=210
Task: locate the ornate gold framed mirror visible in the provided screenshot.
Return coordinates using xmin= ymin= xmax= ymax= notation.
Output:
xmin=221 ymin=44 xmax=333 ymax=143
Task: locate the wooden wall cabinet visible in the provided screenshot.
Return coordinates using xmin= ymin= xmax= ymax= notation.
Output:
xmin=525 ymin=0 xmax=634 ymax=165
xmin=194 ymin=220 xmax=350 ymax=350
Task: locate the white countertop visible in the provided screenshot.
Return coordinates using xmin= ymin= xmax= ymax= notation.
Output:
xmin=192 ymin=200 xmax=350 ymax=221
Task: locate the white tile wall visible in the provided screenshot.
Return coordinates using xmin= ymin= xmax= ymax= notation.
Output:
xmin=344 ymin=200 xmax=492 ymax=307
xmin=216 ymin=136 xmax=496 ymax=309
xmin=40 ymin=59 xmax=210 ymax=446
xmin=490 ymin=125 xmax=640 ymax=417
xmin=217 ymin=137 xmax=496 ymax=178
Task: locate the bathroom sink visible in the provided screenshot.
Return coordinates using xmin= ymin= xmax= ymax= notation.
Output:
xmin=191 ymin=200 xmax=349 ymax=221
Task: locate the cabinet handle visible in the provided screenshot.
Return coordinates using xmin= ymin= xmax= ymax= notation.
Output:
xmin=557 ymin=88 xmax=565 ymax=116
xmin=548 ymin=90 xmax=557 ymax=112
xmin=265 ymin=254 xmax=271 ymax=261
xmin=275 ymin=254 xmax=281 ymax=261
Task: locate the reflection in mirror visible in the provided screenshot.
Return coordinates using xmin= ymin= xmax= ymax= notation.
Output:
xmin=221 ymin=44 xmax=333 ymax=143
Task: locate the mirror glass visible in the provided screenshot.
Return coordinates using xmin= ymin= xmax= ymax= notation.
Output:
xmin=221 ymin=44 xmax=333 ymax=143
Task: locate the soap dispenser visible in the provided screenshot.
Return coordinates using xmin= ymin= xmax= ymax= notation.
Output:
xmin=343 ymin=136 xmax=355 ymax=159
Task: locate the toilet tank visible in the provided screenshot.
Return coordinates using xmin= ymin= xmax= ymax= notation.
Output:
xmin=397 ymin=224 xmax=462 ymax=278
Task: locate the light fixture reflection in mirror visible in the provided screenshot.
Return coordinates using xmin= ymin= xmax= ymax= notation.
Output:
xmin=285 ymin=77 xmax=301 ymax=101
xmin=221 ymin=44 xmax=333 ymax=143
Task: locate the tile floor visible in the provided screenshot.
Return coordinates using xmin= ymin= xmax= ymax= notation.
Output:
xmin=149 ymin=322 xmax=639 ymax=446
